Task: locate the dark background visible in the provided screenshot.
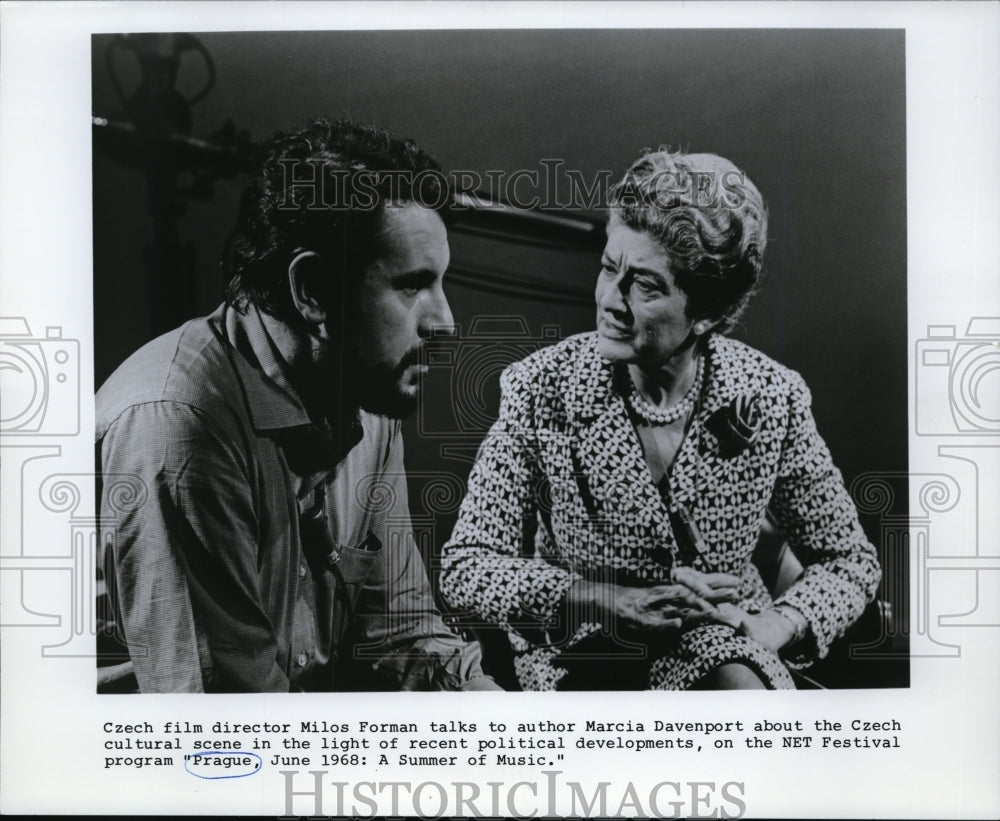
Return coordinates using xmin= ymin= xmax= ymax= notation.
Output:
xmin=92 ymin=29 xmax=909 ymax=688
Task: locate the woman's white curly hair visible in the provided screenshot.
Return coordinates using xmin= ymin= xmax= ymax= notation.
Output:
xmin=608 ymin=148 xmax=768 ymax=334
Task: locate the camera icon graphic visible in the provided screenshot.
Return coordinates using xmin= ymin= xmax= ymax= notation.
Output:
xmin=0 ymin=317 xmax=80 ymax=437
xmin=418 ymin=316 xmax=561 ymax=438
xmin=915 ymin=317 xmax=1000 ymax=436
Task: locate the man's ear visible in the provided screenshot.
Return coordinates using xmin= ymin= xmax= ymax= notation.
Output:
xmin=288 ymin=251 xmax=329 ymax=325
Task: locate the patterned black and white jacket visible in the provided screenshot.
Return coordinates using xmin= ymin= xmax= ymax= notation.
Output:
xmin=441 ymin=331 xmax=881 ymax=690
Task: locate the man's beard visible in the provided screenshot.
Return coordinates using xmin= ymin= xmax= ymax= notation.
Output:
xmin=349 ymin=344 xmax=424 ymax=420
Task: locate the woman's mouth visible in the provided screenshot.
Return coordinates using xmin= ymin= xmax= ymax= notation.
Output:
xmin=599 ymin=320 xmax=632 ymax=340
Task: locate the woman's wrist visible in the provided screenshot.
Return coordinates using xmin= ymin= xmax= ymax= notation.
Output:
xmin=772 ymin=604 xmax=809 ymax=647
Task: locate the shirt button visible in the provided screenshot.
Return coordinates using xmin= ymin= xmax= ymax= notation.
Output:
xmin=296 ymin=652 xmax=308 ymax=668
xmin=299 ymin=564 xmax=307 ymax=578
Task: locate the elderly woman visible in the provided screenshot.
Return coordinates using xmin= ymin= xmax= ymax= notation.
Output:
xmin=440 ymin=148 xmax=881 ymax=690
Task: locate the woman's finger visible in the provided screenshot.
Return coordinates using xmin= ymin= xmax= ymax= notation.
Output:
xmin=646 ymin=585 xmax=710 ymax=610
xmin=653 ymin=607 xmax=690 ymax=626
xmin=703 ymin=586 xmax=741 ymax=603
xmin=655 ymin=603 xmax=708 ymax=620
xmin=707 ymin=602 xmax=747 ymax=629
xmin=678 ymin=596 xmax=719 ymax=616
xmin=702 ymin=572 xmax=742 ymax=588
xmin=668 ymin=568 xmax=715 ymax=598
xmin=640 ymin=615 xmax=684 ymax=633
xmin=673 ymin=567 xmax=742 ymax=589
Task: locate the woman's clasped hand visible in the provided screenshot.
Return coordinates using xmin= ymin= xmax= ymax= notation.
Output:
xmin=567 ymin=566 xmax=742 ymax=638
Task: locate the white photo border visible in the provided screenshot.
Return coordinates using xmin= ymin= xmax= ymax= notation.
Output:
xmin=1 ymin=2 xmax=998 ymax=818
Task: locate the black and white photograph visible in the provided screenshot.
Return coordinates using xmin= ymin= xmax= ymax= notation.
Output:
xmin=91 ymin=27 xmax=908 ymax=695
xmin=1 ymin=2 xmax=998 ymax=818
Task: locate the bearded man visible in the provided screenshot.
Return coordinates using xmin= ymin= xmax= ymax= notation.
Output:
xmin=96 ymin=119 xmax=498 ymax=693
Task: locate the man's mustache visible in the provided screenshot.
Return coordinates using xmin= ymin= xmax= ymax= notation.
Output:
xmin=401 ymin=332 xmax=461 ymax=371
xmin=393 ymin=344 xmax=425 ymax=375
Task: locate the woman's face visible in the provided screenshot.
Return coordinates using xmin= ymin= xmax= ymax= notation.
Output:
xmin=595 ymin=218 xmax=696 ymax=367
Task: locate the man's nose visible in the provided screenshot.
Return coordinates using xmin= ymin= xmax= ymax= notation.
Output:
xmin=423 ymin=284 xmax=456 ymax=338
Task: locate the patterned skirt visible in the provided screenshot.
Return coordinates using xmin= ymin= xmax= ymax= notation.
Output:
xmin=511 ymin=623 xmax=796 ymax=691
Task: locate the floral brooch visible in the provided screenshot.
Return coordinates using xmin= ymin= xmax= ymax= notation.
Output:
xmin=706 ymin=393 xmax=763 ymax=457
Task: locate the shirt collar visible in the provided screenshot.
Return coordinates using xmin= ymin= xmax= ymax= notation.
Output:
xmin=211 ymin=302 xmax=312 ymax=431
xmin=212 ymin=303 xmax=363 ymax=471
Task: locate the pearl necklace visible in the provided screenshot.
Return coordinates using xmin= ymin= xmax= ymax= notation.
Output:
xmin=628 ymin=355 xmax=705 ymax=425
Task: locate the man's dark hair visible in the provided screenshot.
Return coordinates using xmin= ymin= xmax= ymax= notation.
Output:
xmin=224 ymin=118 xmax=451 ymax=320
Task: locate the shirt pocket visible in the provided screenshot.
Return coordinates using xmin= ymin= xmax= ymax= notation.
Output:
xmin=331 ymin=535 xmax=382 ymax=645
xmin=337 ymin=540 xmax=381 ymax=589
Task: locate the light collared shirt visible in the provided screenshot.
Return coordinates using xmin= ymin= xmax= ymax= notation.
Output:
xmin=96 ymin=303 xmax=495 ymax=692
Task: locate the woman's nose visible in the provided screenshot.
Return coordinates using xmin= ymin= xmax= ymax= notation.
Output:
xmin=599 ymin=274 xmax=629 ymax=314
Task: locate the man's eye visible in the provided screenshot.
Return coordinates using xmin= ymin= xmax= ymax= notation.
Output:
xmin=600 ymin=264 xmax=617 ymax=277
xmin=396 ymin=276 xmax=428 ymax=295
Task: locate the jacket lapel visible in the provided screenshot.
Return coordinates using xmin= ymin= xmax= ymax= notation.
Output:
xmin=668 ymin=336 xmax=763 ymax=570
xmin=562 ymin=334 xmax=757 ymax=571
xmin=672 ymin=334 xmax=745 ymax=505
xmin=562 ymin=337 xmax=677 ymax=556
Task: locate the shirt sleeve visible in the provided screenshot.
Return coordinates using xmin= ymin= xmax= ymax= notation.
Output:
xmin=771 ymin=373 xmax=882 ymax=664
xmin=439 ymin=363 xmax=584 ymax=636
xmin=347 ymin=423 xmax=501 ymax=691
xmin=100 ymin=401 xmax=290 ymax=692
